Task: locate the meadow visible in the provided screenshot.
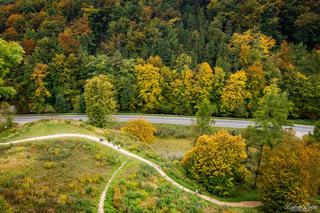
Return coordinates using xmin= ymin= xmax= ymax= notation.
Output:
xmin=0 ymin=119 xmax=261 ymax=212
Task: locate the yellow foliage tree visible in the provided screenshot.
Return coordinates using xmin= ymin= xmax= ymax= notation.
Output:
xmin=182 ymin=130 xmax=249 ymax=196
xmin=193 ymin=62 xmax=214 ymax=109
xmin=229 ymin=30 xmax=275 ymax=69
xmin=171 ymin=68 xmax=194 ymax=114
xmin=259 ymin=138 xmax=320 ymax=212
xmin=135 ymin=63 xmax=163 ymax=113
xmin=84 ymin=74 xmax=117 ymax=127
xmin=246 ymin=62 xmax=266 ymax=112
xmin=171 ymin=62 xmax=214 ymax=114
xmin=221 ymin=70 xmax=251 ymax=116
xmin=121 ymin=119 xmax=156 ymax=143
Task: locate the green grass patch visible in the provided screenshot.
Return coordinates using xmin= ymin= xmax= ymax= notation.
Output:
xmin=0 ymin=119 xmax=103 ymax=143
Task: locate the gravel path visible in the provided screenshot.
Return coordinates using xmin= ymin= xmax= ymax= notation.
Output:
xmin=1 ymin=134 xmax=263 ymax=208
xmin=98 ymin=161 xmax=127 ymax=213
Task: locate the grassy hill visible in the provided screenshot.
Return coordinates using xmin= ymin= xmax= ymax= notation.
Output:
xmin=0 ymin=119 xmax=260 ymax=212
xmin=0 ymin=138 xmax=124 ymax=212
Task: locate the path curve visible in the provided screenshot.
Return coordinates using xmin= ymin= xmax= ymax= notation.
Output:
xmin=98 ymin=161 xmax=127 ymax=213
xmin=1 ymin=134 xmax=262 ymax=208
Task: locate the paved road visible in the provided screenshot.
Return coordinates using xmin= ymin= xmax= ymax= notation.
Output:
xmin=1 ymin=134 xmax=262 ymax=208
xmin=13 ymin=114 xmax=314 ymax=137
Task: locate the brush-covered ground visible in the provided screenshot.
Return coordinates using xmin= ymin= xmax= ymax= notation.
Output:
xmin=0 ymin=119 xmax=260 ymax=212
xmin=0 ymin=138 xmax=125 ymax=212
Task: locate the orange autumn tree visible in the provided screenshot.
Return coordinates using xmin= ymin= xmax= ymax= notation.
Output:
xmin=182 ymin=130 xmax=249 ymax=196
xmin=259 ymin=137 xmax=320 ymax=212
xmin=30 ymin=63 xmax=51 ymax=112
xmin=58 ymin=30 xmax=80 ymax=54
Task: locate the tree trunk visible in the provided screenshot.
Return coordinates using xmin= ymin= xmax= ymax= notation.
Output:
xmin=253 ymin=145 xmax=263 ymax=189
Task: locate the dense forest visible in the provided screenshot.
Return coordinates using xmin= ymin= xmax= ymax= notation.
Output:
xmin=0 ymin=0 xmax=319 ymax=119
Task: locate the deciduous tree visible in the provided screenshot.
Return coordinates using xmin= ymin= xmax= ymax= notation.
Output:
xmin=182 ymin=130 xmax=249 ymax=196
xmin=252 ymin=83 xmax=292 ymax=188
xmin=0 ymin=38 xmax=24 ymax=100
xmin=30 ymin=63 xmax=51 ymax=113
xmin=195 ymin=99 xmax=215 ymax=136
xmin=259 ymin=138 xmax=320 ymax=212
xmin=84 ymin=75 xmax=117 ymax=127
xmin=221 ymin=70 xmax=251 ymax=117
xmin=135 ymin=62 xmax=163 ymax=113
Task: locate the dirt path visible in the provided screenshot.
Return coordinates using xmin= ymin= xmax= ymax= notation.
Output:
xmin=98 ymin=161 xmax=127 ymax=213
xmin=1 ymin=134 xmax=263 ymax=208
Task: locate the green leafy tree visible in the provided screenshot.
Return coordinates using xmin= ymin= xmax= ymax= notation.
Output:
xmin=54 ymin=93 xmax=69 ymax=113
xmin=252 ymin=83 xmax=292 ymax=188
xmin=313 ymin=121 xmax=320 ymax=142
xmin=211 ymin=66 xmax=225 ymax=114
xmin=195 ymin=99 xmax=215 ymax=136
xmin=84 ymin=75 xmax=117 ymax=127
xmin=0 ymin=38 xmax=24 ymax=100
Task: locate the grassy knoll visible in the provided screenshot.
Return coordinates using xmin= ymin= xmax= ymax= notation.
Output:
xmin=0 ymin=138 xmax=126 ymax=212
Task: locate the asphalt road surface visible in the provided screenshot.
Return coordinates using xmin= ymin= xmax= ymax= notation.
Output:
xmin=13 ymin=114 xmax=314 ymax=137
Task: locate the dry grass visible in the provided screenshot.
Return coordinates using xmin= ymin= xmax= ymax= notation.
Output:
xmin=150 ymin=137 xmax=193 ymax=160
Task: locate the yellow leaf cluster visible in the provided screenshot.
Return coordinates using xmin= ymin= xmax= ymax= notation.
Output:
xmin=182 ymin=130 xmax=249 ymax=184
xmin=221 ymin=70 xmax=251 ymax=112
xmin=135 ymin=63 xmax=163 ymax=112
xmin=121 ymin=119 xmax=157 ymax=143
xmin=31 ymin=63 xmax=51 ymax=98
xmin=229 ymin=30 xmax=275 ymax=68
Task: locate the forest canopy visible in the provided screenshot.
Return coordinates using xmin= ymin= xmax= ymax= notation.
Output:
xmin=0 ymin=0 xmax=319 ymax=119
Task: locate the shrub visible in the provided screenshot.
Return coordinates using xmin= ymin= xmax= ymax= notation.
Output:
xmin=113 ymin=187 xmax=121 ymax=209
xmin=58 ymin=194 xmax=68 ymax=205
xmin=0 ymin=195 xmax=12 ymax=213
xmin=121 ymin=119 xmax=156 ymax=143
xmin=44 ymin=161 xmax=56 ymax=169
xmin=313 ymin=121 xmax=320 ymax=141
xmin=182 ymin=130 xmax=249 ymax=196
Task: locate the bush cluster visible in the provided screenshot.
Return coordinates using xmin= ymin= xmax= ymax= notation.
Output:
xmin=121 ymin=119 xmax=156 ymax=143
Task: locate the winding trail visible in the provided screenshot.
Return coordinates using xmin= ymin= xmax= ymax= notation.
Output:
xmin=98 ymin=161 xmax=127 ymax=213
xmin=1 ymin=134 xmax=262 ymax=208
